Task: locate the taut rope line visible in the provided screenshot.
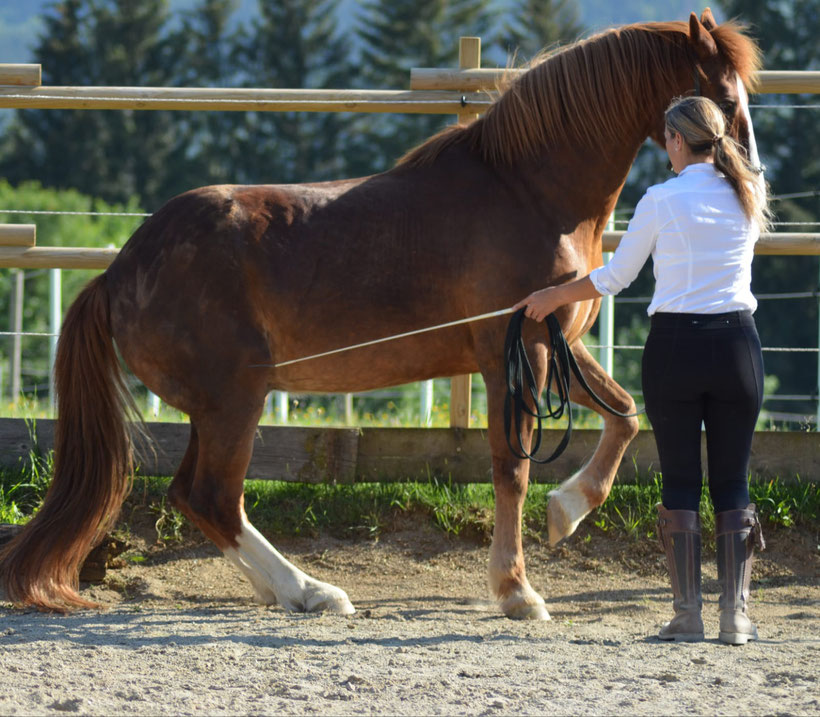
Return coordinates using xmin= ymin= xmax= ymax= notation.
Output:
xmin=256 ymin=306 xmax=643 ymax=464
xmin=255 ymin=307 xmax=517 ymax=369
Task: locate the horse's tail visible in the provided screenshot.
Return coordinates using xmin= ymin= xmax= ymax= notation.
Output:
xmin=0 ymin=274 xmax=136 ymax=611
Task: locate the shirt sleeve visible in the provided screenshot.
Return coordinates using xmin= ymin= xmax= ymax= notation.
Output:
xmin=589 ymin=190 xmax=659 ymax=296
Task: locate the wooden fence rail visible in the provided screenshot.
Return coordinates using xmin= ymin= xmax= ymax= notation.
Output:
xmin=0 ymin=86 xmax=491 ymax=114
xmin=1 ymin=71 xmax=817 ymax=116
xmin=0 ymin=418 xmax=817 ymax=483
xmin=0 ymin=64 xmax=40 ymax=86
xmin=410 ymin=69 xmax=820 ymax=93
xmin=0 ymin=231 xmax=816 ymax=270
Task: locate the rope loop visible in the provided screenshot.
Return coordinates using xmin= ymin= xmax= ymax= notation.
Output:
xmin=503 ymin=308 xmax=642 ymax=464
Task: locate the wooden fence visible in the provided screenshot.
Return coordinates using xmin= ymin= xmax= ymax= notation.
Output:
xmin=1 ymin=418 xmax=817 ymax=483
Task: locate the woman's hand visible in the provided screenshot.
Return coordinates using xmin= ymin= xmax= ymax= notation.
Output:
xmin=512 ymin=286 xmax=564 ymax=323
xmin=512 ymin=277 xmax=602 ymax=322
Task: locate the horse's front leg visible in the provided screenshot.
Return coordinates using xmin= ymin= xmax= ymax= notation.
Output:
xmin=484 ymin=368 xmax=551 ymax=621
xmin=547 ymin=339 xmax=639 ymax=545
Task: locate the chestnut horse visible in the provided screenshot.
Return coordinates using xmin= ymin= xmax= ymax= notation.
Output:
xmin=1 ymin=11 xmax=762 ymax=616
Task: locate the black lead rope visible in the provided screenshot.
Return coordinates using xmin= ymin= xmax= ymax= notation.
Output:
xmin=503 ymin=308 xmax=642 ymax=464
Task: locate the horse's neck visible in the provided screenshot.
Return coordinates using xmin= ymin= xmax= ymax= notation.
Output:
xmin=519 ymin=135 xmax=647 ymax=227
xmin=521 ymin=37 xmax=692 ymax=220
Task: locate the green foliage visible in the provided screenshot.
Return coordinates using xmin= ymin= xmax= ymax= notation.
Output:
xmin=0 ymin=180 xmax=145 ymax=400
xmin=751 ymin=476 xmax=819 ymax=527
xmin=495 ymin=0 xmax=585 ymax=62
xmin=0 ymin=0 xmax=180 ymax=209
xmin=4 ymin=449 xmax=819 ymax=545
xmin=351 ymin=0 xmax=496 ymax=174
xmin=231 ymin=0 xmax=356 ymax=184
xmin=217 ymin=477 xmax=498 ymax=539
xmin=0 ymin=422 xmax=54 ymax=523
xmin=151 ymin=495 xmax=187 ymax=543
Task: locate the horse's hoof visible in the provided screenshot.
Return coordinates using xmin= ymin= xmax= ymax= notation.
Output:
xmin=501 ymin=598 xmax=551 ymax=621
xmin=303 ymin=582 xmax=356 ymax=615
xmin=499 ymin=589 xmax=551 ymax=621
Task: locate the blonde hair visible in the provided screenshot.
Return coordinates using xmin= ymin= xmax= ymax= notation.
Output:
xmin=665 ymin=96 xmax=771 ymax=231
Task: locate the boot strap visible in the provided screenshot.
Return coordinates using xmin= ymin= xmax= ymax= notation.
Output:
xmin=716 ymin=505 xmax=765 ymax=552
xmin=751 ymin=510 xmax=766 ymax=551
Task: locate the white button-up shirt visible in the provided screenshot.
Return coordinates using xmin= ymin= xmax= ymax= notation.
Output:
xmin=589 ymin=163 xmax=759 ymax=315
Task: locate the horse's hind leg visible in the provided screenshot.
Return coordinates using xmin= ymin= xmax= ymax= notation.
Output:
xmin=171 ymin=404 xmax=354 ymax=614
xmin=547 ymin=340 xmax=639 ymax=545
xmin=166 ymin=422 xmax=273 ymax=603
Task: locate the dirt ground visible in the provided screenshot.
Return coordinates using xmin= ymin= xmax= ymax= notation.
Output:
xmin=1 ymin=518 xmax=818 ymax=716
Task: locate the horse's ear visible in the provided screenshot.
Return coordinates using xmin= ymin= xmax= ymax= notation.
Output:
xmin=700 ymin=8 xmax=718 ymax=31
xmin=689 ymin=12 xmax=718 ymax=60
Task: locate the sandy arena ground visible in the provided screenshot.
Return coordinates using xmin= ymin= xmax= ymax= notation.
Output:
xmin=1 ymin=519 xmax=818 ymax=715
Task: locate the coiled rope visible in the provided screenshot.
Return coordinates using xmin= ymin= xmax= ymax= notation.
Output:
xmin=503 ymin=308 xmax=642 ymax=464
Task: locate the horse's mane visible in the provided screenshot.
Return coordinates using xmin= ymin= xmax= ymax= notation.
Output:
xmin=399 ymin=20 xmax=761 ymax=168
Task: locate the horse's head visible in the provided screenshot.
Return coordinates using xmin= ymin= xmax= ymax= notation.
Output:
xmin=651 ymin=9 xmax=761 ymax=165
xmin=690 ymin=9 xmax=759 ymax=162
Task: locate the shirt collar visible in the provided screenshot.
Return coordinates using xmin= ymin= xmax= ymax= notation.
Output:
xmin=679 ymin=162 xmax=718 ymax=177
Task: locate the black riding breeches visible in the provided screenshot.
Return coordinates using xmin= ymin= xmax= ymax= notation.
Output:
xmin=641 ymin=311 xmax=764 ymax=513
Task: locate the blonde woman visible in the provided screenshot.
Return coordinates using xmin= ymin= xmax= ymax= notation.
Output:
xmin=514 ymin=95 xmax=770 ymax=644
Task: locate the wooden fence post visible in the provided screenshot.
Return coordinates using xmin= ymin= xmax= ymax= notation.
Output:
xmin=448 ymin=37 xmax=482 ymax=429
xmin=8 ymin=269 xmax=23 ymax=403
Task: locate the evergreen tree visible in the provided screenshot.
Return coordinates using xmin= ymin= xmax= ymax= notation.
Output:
xmin=0 ymin=1 xmax=101 ymax=199
xmin=496 ymin=0 xmax=585 ymax=63
xmin=352 ymin=0 xmax=495 ymax=175
xmin=91 ymin=0 xmax=179 ymax=206
xmin=231 ymin=0 xmax=355 ymax=184
xmin=0 ymin=0 xmax=180 ymax=210
xmin=162 ymin=0 xmax=245 ymax=195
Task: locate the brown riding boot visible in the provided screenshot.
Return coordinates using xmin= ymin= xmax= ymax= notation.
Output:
xmin=656 ymin=504 xmax=704 ymax=642
xmin=716 ymin=503 xmax=765 ymax=645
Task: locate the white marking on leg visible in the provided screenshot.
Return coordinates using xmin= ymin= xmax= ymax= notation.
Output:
xmin=223 ymin=550 xmax=278 ymax=605
xmin=495 ymin=574 xmax=551 ymax=621
xmin=547 ymin=471 xmax=594 ymax=545
xmin=223 ymin=516 xmax=354 ymax=614
xmin=488 ymin=546 xmax=550 ymax=621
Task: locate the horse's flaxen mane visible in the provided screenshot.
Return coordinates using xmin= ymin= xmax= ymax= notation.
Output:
xmin=399 ymin=20 xmax=761 ymax=168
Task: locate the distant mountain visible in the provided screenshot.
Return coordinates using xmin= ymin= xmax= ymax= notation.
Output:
xmin=0 ymin=0 xmax=720 ymax=66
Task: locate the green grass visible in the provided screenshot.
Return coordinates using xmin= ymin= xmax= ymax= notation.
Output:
xmin=0 ymin=431 xmax=53 ymax=524
xmin=2 ymin=452 xmax=818 ymax=544
xmin=131 ymin=472 xmax=820 ymax=546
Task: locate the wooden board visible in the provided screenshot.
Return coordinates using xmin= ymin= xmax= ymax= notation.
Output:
xmin=0 ymin=64 xmax=41 ymax=87
xmin=0 ymin=87 xmax=492 ymax=114
xmin=0 ymin=418 xmax=816 ymax=484
xmin=0 ymin=224 xmax=35 ymax=247
xmin=410 ymin=68 xmax=820 ymax=94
